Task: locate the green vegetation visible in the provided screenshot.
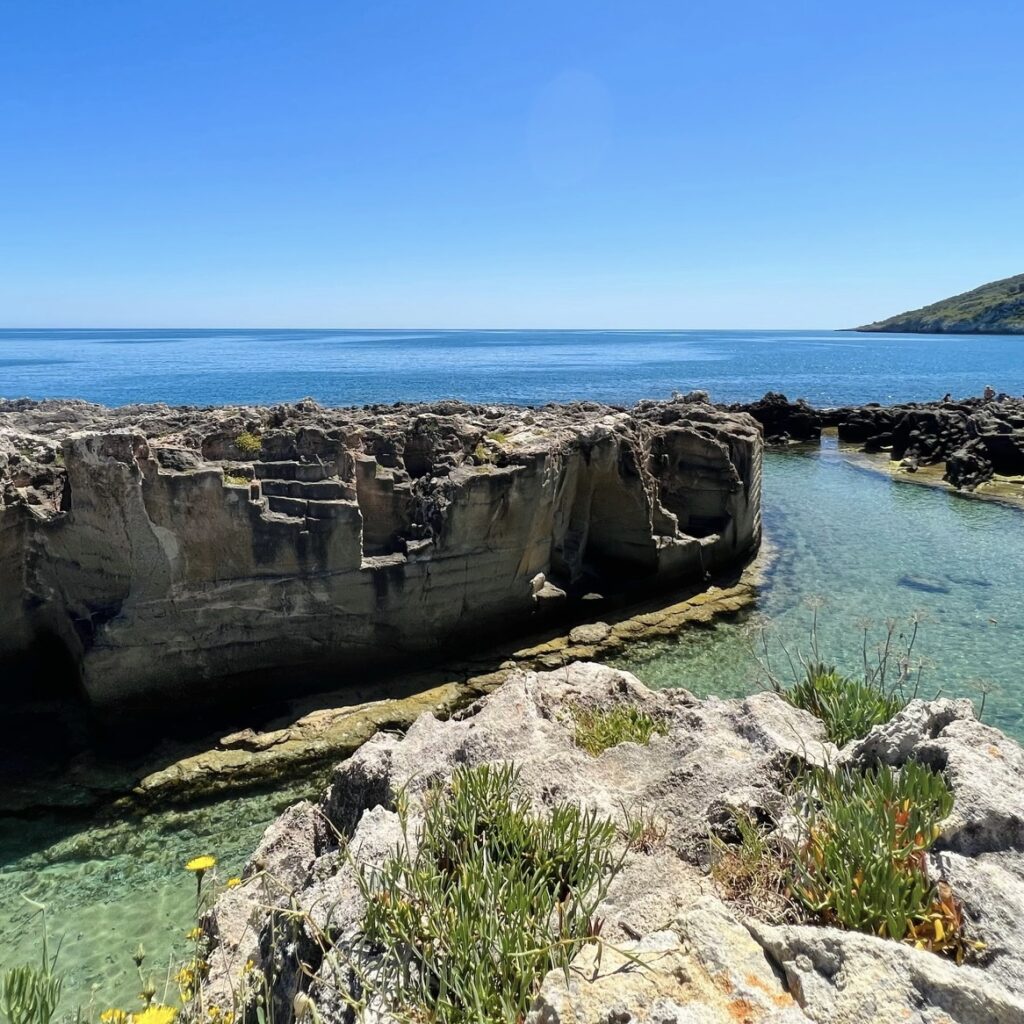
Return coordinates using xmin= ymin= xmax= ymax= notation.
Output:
xmin=618 ymin=802 xmax=667 ymax=854
xmin=784 ymin=662 xmax=906 ymax=747
xmin=357 ymin=763 xmax=620 ymax=1024
xmin=233 ymin=431 xmax=262 ymax=456
xmin=856 ymin=271 xmax=1024 ymax=334
xmin=791 ymin=761 xmax=973 ymax=958
xmin=484 ymin=431 xmax=508 ymax=444
xmin=1 ymin=903 xmax=62 ymax=1024
xmin=760 ymin=613 xmax=922 ymax=746
xmin=223 ymin=473 xmax=250 ymax=486
xmin=569 ymin=702 xmax=668 ymax=756
xmin=471 ymin=442 xmax=496 ymax=465
xmin=710 ymin=811 xmax=789 ymax=923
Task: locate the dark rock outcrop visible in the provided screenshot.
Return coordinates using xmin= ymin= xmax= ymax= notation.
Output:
xmin=732 ymin=392 xmax=1024 ymax=493
xmin=0 ymin=396 xmax=762 ymax=711
xmin=726 ymin=392 xmax=822 ymax=442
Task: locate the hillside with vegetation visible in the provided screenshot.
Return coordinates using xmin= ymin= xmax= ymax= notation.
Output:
xmin=856 ymin=273 xmax=1024 ymax=334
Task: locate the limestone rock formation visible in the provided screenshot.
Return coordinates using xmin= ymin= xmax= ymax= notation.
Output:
xmin=0 ymin=395 xmax=761 ymax=709
xmin=198 ymin=662 xmax=1024 ymax=1024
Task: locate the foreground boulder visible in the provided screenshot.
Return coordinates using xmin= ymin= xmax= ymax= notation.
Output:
xmin=0 ymin=395 xmax=761 ymax=709
xmin=200 ymin=663 xmax=1024 ymax=1024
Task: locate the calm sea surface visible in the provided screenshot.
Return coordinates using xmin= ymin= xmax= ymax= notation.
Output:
xmin=2 ymin=328 xmax=1024 ymax=407
xmin=2 ymin=328 xmax=1024 ymax=998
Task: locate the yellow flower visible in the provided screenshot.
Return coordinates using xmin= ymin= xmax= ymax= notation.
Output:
xmin=101 ymin=1011 xmax=128 ymax=1024
xmin=226 ymin=877 xmax=242 ymax=889
xmin=133 ymin=1006 xmax=177 ymax=1024
xmin=186 ymin=927 xmax=204 ymax=942
xmin=185 ymin=856 xmax=216 ymax=873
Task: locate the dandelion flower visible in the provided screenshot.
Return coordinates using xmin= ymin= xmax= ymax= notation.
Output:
xmin=101 ymin=1011 xmax=128 ymax=1024
xmin=133 ymin=1005 xmax=177 ymax=1024
xmin=226 ymin=877 xmax=242 ymax=889
xmin=185 ymin=856 xmax=216 ymax=873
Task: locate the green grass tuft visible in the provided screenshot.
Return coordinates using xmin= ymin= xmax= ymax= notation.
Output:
xmin=570 ymin=703 xmax=668 ymax=756
xmin=357 ymin=762 xmax=620 ymax=1024
xmin=784 ymin=662 xmax=906 ymax=747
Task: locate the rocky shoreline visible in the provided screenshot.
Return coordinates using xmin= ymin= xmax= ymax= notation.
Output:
xmin=199 ymin=661 xmax=1024 ymax=1023
xmin=0 ymin=393 xmax=761 ymax=714
xmin=734 ymin=391 xmax=1024 ymax=496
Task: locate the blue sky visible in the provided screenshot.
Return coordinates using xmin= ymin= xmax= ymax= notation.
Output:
xmin=1 ymin=1 xmax=1022 ymax=328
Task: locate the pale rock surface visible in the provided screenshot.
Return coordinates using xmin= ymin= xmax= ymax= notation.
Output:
xmin=0 ymin=396 xmax=762 ymax=709
xmin=200 ymin=663 xmax=1024 ymax=1024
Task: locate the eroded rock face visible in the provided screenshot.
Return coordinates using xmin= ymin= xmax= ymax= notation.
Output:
xmin=0 ymin=396 xmax=761 ymax=709
xmin=198 ymin=663 xmax=1024 ymax=1024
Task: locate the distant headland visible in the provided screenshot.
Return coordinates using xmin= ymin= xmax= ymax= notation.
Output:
xmin=855 ymin=272 xmax=1024 ymax=334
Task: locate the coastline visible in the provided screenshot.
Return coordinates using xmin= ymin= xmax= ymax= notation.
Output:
xmin=839 ymin=443 xmax=1024 ymax=510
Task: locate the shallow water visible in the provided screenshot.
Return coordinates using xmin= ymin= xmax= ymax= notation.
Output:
xmin=616 ymin=441 xmax=1024 ymax=741
xmin=2 ymin=327 xmax=1024 ymax=407
xmin=0 ymin=777 xmax=323 ymax=1012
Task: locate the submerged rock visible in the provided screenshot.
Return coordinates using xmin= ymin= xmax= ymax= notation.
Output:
xmin=0 ymin=396 xmax=762 ymax=711
xmin=200 ymin=662 xmax=1024 ymax=1024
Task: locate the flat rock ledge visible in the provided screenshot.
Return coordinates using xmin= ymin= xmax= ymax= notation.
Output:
xmin=201 ymin=662 xmax=1024 ymax=1024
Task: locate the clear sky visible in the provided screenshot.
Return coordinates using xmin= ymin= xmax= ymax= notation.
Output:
xmin=2 ymin=0 xmax=1023 ymax=329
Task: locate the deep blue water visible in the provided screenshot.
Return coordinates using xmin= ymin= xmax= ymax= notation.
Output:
xmin=2 ymin=328 xmax=1024 ymax=407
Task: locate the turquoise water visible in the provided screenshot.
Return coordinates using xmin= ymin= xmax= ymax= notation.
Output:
xmin=617 ymin=441 xmax=1024 ymax=741
xmin=0 ymin=777 xmax=323 ymax=1012
xmin=2 ymin=328 xmax=1024 ymax=408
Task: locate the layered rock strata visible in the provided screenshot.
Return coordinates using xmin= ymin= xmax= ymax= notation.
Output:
xmin=0 ymin=395 xmax=761 ymax=710
xmin=733 ymin=392 xmax=1024 ymax=491
xmin=201 ymin=662 xmax=1024 ymax=1024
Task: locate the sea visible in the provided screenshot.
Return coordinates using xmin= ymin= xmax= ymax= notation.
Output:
xmin=2 ymin=326 xmax=1024 ymax=1000
xmin=2 ymin=327 xmax=1024 ymax=408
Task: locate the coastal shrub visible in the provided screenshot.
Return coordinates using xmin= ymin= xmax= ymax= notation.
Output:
xmin=760 ymin=613 xmax=925 ymax=745
xmin=357 ymin=762 xmax=621 ymax=1024
xmin=790 ymin=761 xmax=975 ymax=959
xmin=570 ymin=703 xmax=667 ymax=756
xmin=234 ymin=431 xmax=262 ymax=456
xmin=785 ymin=662 xmax=906 ymax=747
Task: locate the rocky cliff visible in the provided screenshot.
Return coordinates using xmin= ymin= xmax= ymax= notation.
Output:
xmin=855 ymin=273 xmax=1024 ymax=334
xmin=0 ymin=395 xmax=761 ymax=711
